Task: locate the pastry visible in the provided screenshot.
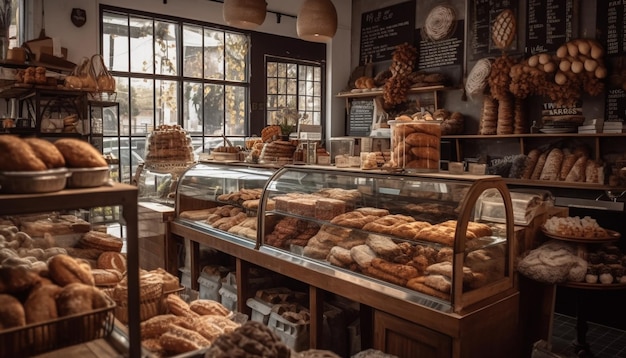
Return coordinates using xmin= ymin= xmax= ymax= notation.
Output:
xmin=159 ymin=324 xmax=211 ymax=354
xmin=165 ymin=293 xmax=199 ymax=318
xmin=350 ymin=244 xmax=378 ymax=269
xmin=141 ymin=314 xmax=189 ymax=339
xmin=91 ymin=268 xmax=124 ymax=286
xmin=365 ymin=234 xmax=403 ymax=259
xmin=54 ymin=138 xmax=108 ymax=167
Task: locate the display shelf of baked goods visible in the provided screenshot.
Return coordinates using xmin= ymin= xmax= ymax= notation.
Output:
xmin=0 ymin=183 xmax=142 ymax=358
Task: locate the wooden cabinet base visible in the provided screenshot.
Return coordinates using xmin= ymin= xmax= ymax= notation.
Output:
xmin=374 ymin=291 xmax=521 ymax=358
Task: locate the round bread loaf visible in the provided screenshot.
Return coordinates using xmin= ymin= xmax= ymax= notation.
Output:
xmin=0 ymin=135 xmax=47 ymax=171
xmin=97 ymin=251 xmax=127 ymax=273
xmin=53 ymin=138 xmax=108 ymax=167
xmin=56 ymin=282 xmax=110 ymax=316
xmin=24 ymin=282 xmax=62 ymax=324
xmin=48 ymin=254 xmax=95 ymax=286
xmin=0 ymin=293 xmax=26 ymax=329
xmin=23 ymin=137 xmax=66 ymax=169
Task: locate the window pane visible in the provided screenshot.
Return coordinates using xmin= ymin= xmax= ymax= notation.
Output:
xmin=225 ymin=33 xmax=248 ymax=82
xmin=278 ymin=78 xmax=286 ymax=94
xmin=287 ymin=64 xmax=297 ymax=78
xmin=155 ymin=20 xmax=178 ymax=75
xmin=130 ymin=16 xmax=154 ymax=74
xmin=225 ymin=85 xmax=245 ymax=135
xmin=204 ymin=84 xmax=224 ymax=135
xmin=204 ymin=30 xmax=224 ymax=80
xmin=156 ymin=79 xmax=178 ymax=126
xmin=103 ymin=12 xmax=129 ymax=72
xmin=130 ymin=78 xmax=154 ymax=135
xmin=267 ymin=78 xmax=278 ymax=95
xmin=286 ymin=95 xmax=297 ymax=108
xmin=267 ymin=62 xmax=277 ymax=77
xmin=183 ymin=25 xmax=203 ymax=78
xmin=277 ymin=63 xmax=286 ymax=77
xmin=183 ymin=81 xmax=203 ymax=134
xmin=267 ymin=94 xmax=277 ymax=109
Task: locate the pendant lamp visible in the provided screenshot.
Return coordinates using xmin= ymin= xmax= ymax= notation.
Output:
xmin=223 ymin=0 xmax=267 ymax=30
xmin=297 ymin=0 xmax=338 ymax=43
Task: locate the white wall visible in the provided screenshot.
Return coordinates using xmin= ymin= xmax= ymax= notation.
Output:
xmin=32 ymin=0 xmax=351 ymax=137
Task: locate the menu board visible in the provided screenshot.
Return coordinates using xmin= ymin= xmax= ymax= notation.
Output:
xmin=348 ymin=100 xmax=374 ymax=136
xmin=597 ymin=1 xmax=626 ymax=56
xmin=526 ymin=0 xmax=576 ymax=55
xmin=469 ymin=0 xmax=518 ymax=59
xmin=606 ymin=89 xmax=626 ymax=122
xmin=359 ymin=1 xmax=415 ymax=65
xmin=418 ymin=20 xmax=465 ymax=69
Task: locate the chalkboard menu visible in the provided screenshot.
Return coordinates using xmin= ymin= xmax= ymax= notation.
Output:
xmin=597 ymin=1 xmax=626 ymax=56
xmin=348 ymin=100 xmax=374 ymax=136
xmin=359 ymin=1 xmax=415 ymax=65
xmin=469 ymin=0 xmax=518 ymax=59
xmin=526 ymin=0 xmax=576 ymax=55
xmin=418 ymin=20 xmax=465 ymax=69
xmin=606 ymin=89 xmax=626 ymax=122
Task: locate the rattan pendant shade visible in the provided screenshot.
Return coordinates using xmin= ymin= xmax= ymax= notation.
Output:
xmin=297 ymin=0 xmax=338 ymax=43
xmin=223 ymin=0 xmax=267 ymax=30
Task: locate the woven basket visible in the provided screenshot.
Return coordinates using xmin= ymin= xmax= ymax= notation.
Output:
xmin=112 ymin=273 xmax=164 ymax=324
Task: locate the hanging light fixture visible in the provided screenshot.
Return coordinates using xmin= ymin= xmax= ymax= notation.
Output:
xmin=223 ymin=0 xmax=267 ymax=30
xmin=297 ymin=0 xmax=338 ymax=43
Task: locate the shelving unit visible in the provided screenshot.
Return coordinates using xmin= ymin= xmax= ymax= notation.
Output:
xmin=0 ymin=184 xmax=141 ymax=357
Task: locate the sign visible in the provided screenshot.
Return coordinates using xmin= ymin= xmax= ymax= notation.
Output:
xmin=348 ymin=100 xmax=374 ymax=136
xmin=359 ymin=1 xmax=415 ymax=65
xmin=596 ymin=1 xmax=626 ymax=56
xmin=526 ymin=0 xmax=576 ymax=55
xmin=606 ymin=88 xmax=626 ymax=122
xmin=469 ymin=0 xmax=518 ymax=59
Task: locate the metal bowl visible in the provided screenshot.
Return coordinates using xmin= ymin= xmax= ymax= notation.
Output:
xmin=0 ymin=168 xmax=70 ymax=194
xmin=67 ymin=167 xmax=110 ymax=188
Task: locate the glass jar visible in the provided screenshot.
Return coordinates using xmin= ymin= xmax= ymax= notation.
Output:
xmin=390 ymin=120 xmax=441 ymax=172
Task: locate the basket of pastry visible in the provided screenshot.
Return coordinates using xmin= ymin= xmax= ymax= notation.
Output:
xmin=0 ymin=253 xmax=115 ymax=357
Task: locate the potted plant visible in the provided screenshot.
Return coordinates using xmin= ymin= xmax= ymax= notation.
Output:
xmin=273 ymin=107 xmax=306 ymax=140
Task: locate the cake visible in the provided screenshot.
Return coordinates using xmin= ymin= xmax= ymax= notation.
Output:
xmin=144 ymin=125 xmax=194 ymax=165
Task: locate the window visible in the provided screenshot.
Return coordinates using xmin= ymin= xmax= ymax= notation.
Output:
xmin=266 ymin=58 xmax=322 ymax=133
xmin=100 ymin=6 xmax=249 ymax=183
xmin=2 ymin=0 xmax=22 ymax=50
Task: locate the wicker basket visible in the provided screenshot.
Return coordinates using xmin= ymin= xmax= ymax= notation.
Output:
xmin=0 ymin=295 xmax=115 ymax=357
xmin=113 ymin=278 xmax=163 ymax=324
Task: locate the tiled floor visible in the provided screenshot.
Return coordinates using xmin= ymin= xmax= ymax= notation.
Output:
xmin=548 ymin=313 xmax=626 ymax=358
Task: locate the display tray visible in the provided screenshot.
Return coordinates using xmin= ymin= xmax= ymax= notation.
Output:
xmin=541 ymin=227 xmax=621 ymax=243
xmin=559 ymin=281 xmax=626 ymax=290
xmin=0 ymin=295 xmax=115 ymax=357
xmin=0 ymin=168 xmax=70 ymax=193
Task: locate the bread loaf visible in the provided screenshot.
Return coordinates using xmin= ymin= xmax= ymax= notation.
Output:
xmin=559 ymin=153 xmax=578 ymax=180
xmin=0 ymin=135 xmax=47 ymax=171
xmin=23 ymin=138 xmax=66 ymax=169
xmin=79 ymin=231 xmax=123 ymax=252
xmin=56 ymin=282 xmax=109 ymax=316
xmin=189 ymin=299 xmax=230 ymax=317
xmin=522 ymin=149 xmax=540 ymax=179
xmin=54 ymin=138 xmax=108 ymax=167
xmin=540 ymin=148 xmax=564 ymax=181
xmin=530 ymin=151 xmax=548 ymax=180
xmin=565 ymin=156 xmax=588 ymax=182
xmin=24 ymin=282 xmax=62 ymax=324
xmin=48 ymin=254 xmax=95 ymax=286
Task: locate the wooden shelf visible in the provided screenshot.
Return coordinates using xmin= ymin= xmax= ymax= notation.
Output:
xmin=504 ymin=178 xmax=625 ymax=191
xmin=336 ymin=85 xmax=447 ymax=98
xmin=443 ymin=133 xmax=626 ymax=139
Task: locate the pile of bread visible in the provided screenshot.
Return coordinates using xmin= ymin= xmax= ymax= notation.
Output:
xmin=487 ymin=145 xmax=606 ymax=184
xmin=0 ymin=136 xmax=108 ymax=172
xmin=145 ymin=125 xmax=194 ymax=165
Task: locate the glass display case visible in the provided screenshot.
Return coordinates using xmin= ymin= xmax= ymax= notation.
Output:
xmin=174 ymin=162 xmax=277 ymax=246
xmin=258 ymin=166 xmax=515 ymax=313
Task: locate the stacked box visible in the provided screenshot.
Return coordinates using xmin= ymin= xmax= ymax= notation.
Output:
xmin=197 ymin=272 xmax=222 ymax=301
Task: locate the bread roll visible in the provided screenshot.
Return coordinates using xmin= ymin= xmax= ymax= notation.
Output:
xmin=23 ymin=137 xmax=66 ymax=169
xmin=48 ymin=254 xmax=95 ymax=286
xmin=0 ymin=293 xmax=26 ymax=329
xmin=24 ymin=282 xmax=62 ymax=324
xmin=56 ymin=282 xmax=110 ymax=316
xmin=97 ymin=251 xmax=127 ymax=273
xmin=54 ymin=138 xmax=108 ymax=168
xmin=0 ymin=135 xmax=47 ymax=171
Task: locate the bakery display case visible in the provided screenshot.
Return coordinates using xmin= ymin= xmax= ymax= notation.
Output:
xmin=258 ymin=165 xmax=516 ymax=313
xmin=174 ymin=162 xmax=277 ymax=246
